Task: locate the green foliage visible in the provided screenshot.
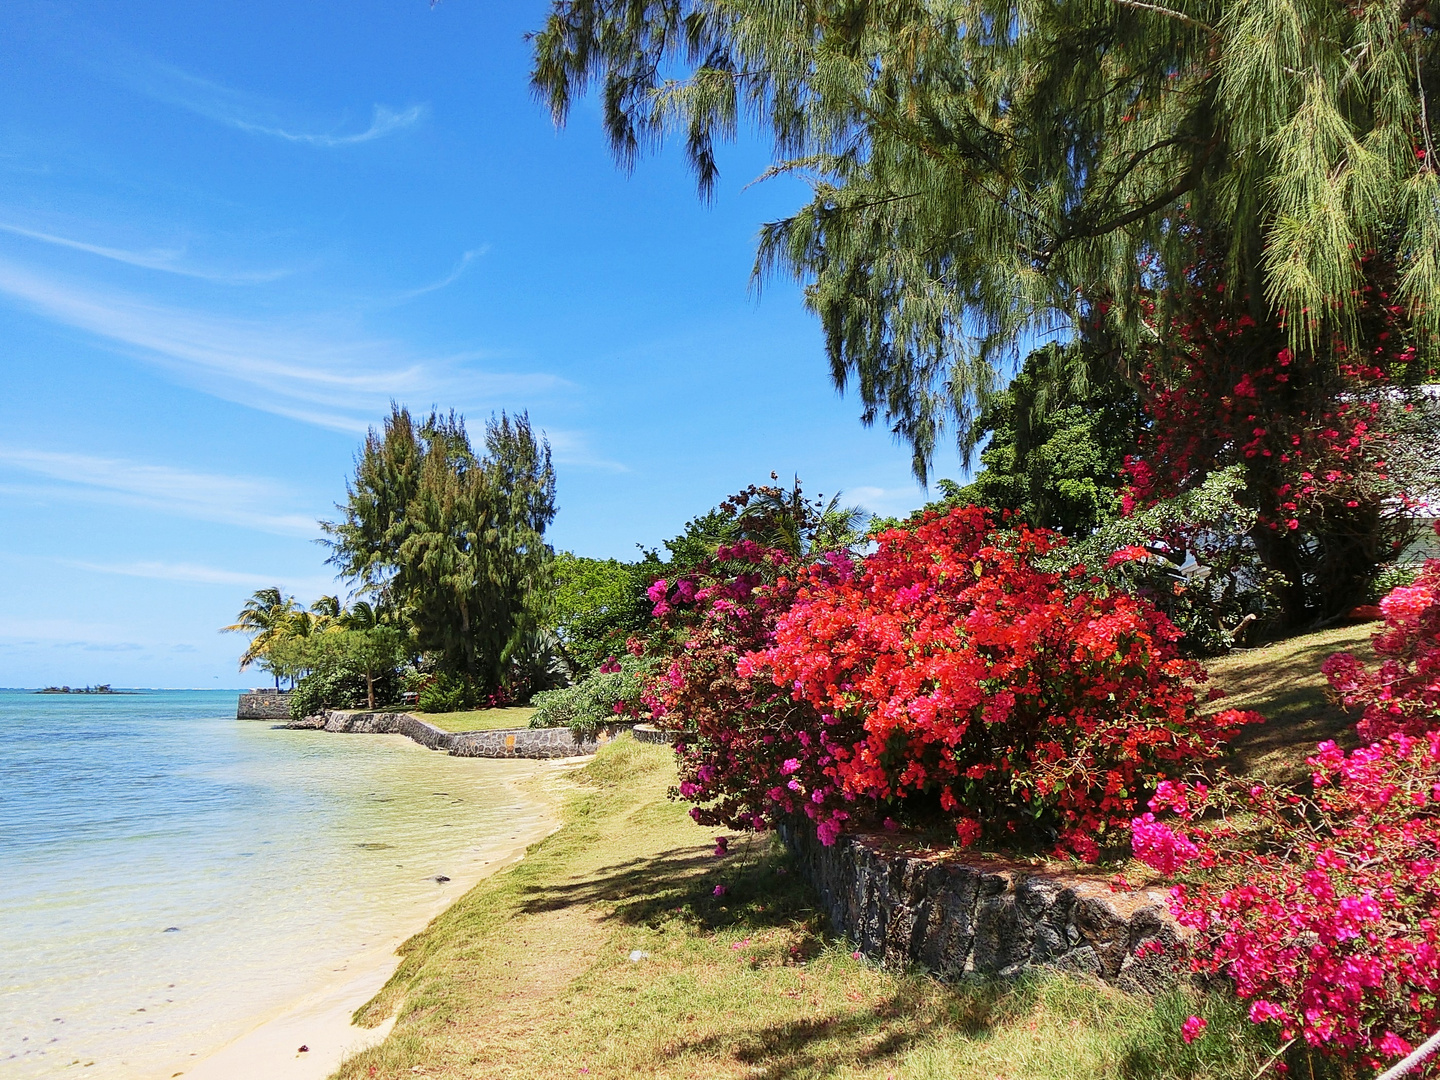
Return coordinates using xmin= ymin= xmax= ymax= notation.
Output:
xmin=416 ymin=671 xmax=467 ymax=714
xmin=1066 ymin=467 xmax=1285 ymax=655
xmin=323 ymin=406 xmax=556 ymax=699
xmin=1366 ymin=561 xmax=1423 ymax=603
xmin=547 ymin=552 xmax=654 ymax=675
xmin=660 ymin=476 xmax=869 ymax=570
xmin=938 ymin=344 xmax=1144 ymax=536
xmin=529 ymin=653 xmax=650 ymax=738
xmin=288 ymin=629 xmax=405 ymax=719
xmin=532 ymin=0 xmax=1440 ymax=477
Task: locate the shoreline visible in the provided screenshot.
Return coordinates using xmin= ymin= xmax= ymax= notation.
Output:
xmin=167 ymin=758 xmax=576 ymax=1080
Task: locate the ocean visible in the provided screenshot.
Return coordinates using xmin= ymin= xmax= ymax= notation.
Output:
xmin=0 ymin=690 xmax=549 ymax=1078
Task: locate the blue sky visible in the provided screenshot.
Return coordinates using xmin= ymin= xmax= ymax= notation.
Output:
xmin=0 ymin=1 xmax=964 ymax=688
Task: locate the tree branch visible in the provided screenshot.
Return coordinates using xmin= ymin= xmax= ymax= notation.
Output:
xmin=1110 ymin=0 xmax=1216 ymax=34
xmin=1034 ymin=136 xmax=1220 ymax=270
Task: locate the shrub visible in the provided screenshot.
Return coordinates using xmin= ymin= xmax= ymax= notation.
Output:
xmin=1068 ymin=466 xmax=1285 ymax=656
xmin=530 ymin=653 xmax=650 ymax=737
xmin=645 ymin=541 xmax=821 ymax=836
xmin=416 ymin=671 xmax=466 ymax=713
xmin=1130 ymin=734 xmax=1440 ymax=1071
xmin=1323 ymin=557 xmax=1440 ymax=742
xmin=651 ymin=509 xmax=1253 ymax=859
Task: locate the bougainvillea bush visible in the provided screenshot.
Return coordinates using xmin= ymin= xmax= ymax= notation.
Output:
xmin=1118 ymin=248 xmax=1439 ymax=626
xmin=1323 ymin=554 xmax=1440 ymax=742
xmin=652 ymin=506 xmax=1255 ymax=860
xmin=644 ymin=541 xmax=843 ymax=837
xmin=1131 ymin=732 xmax=1440 ymax=1071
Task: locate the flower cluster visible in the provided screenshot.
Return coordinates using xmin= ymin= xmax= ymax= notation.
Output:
xmin=644 ymin=542 xmax=848 ymax=837
xmin=1323 ymin=554 xmax=1440 ymax=741
xmin=1115 ymin=245 xmax=1432 ymax=621
xmin=747 ymin=507 xmax=1254 ymax=857
xmin=1131 ymin=734 xmax=1440 ymax=1069
xmin=650 ymin=506 xmax=1252 ymax=859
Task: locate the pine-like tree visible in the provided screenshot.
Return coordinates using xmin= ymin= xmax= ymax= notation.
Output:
xmin=324 ymin=406 xmax=557 ymax=697
xmin=531 ymin=0 xmax=1440 ymax=477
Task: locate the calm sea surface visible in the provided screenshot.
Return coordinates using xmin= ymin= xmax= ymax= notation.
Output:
xmin=0 ymin=690 xmax=548 ymax=1078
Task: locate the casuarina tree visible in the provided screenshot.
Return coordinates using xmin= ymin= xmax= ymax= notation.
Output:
xmin=531 ymin=0 xmax=1440 ymax=478
xmin=323 ymin=406 xmax=557 ymax=699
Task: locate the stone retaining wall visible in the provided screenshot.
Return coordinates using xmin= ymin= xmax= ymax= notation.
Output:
xmin=631 ymin=723 xmax=675 ymax=744
xmin=780 ymin=823 xmax=1185 ymax=993
xmin=237 ymin=692 xmax=292 ymax=720
xmin=286 ymin=710 xmax=611 ymax=759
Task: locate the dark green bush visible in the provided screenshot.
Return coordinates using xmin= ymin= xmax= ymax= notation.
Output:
xmin=416 ymin=671 xmax=466 ymax=713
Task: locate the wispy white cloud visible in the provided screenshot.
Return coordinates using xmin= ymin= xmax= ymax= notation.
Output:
xmin=0 ymin=259 xmax=565 ymax=432
xmin=544 ymin=429 xmax=630 ymax=473
xmin=391 ymin=247 xmax=488 ymax=303
xmin=61 ymin=558 xmax=337 ymax=597
xmin=124 ymin=60 xmax=425 ymax=148
xmin=0 ymin=446 xmax=320 ymax=536
xmin=0 ymin=220 xmax=293 ymax=283
xmin=0 ymin=614 xmax=142 ymax=646
xmin=233 ymin=104 xmax=427 ymax=147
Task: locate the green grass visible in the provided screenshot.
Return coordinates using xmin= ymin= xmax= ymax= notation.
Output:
xmin=333 ymin=739 xmax=1274 ymax=1080
xmin=415 ymin=706 xmax=537 ymax=733
xmin=1206 ymin=622 xmax=1375 ymax=787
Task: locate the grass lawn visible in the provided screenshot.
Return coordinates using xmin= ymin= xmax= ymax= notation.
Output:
xmin=1205 ymin=621 xmax=1376 ymax=787
xmin=415 ymin=706 xmax=537 ymax=733
xmin=335 ymin=738 xmax=1273 ymax=1080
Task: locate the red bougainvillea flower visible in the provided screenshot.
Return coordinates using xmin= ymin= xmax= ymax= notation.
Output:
xmin=651 ymin=506 xmax=1250 ymax=861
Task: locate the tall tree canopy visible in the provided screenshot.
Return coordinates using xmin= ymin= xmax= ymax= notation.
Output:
xmin=531 ymin=0 xmax=1440 ymax=477
xmin=323 ymin=406 xmax=557 ymax=695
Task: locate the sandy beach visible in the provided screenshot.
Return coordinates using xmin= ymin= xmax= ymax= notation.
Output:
xmin=164 ymin=759 xmax=575 ymax=1080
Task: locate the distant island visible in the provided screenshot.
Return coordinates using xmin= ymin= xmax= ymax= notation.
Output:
xmin=35 ymin=685 xmax=131 ymax=695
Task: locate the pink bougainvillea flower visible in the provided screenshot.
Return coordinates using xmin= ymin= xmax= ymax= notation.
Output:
xmin=1180 ymin=1016 xmax=1207 ymax=1044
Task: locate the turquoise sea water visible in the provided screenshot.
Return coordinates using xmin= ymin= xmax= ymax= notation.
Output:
xmin=0 ymin=690 xmax=548 ymax=1078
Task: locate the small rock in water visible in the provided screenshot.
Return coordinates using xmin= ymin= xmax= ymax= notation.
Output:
xmin=433 ymin=875 xmax=450 ymax=883
xmin=162 ymin=927 xmax=180 ymax=933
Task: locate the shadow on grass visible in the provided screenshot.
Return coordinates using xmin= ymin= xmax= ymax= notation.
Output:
xmin=669 ymin=980 xmax=1033 ymax=1080
xmin=516 ymin=834 xmax=831 ymax=940
xmin=1210 ymin=625 xmax=1374 ymax=787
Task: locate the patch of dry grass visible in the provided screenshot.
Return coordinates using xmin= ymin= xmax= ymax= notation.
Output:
xmin=332 ymin=739 xmax=1271 ymax=1080
xmin=1206 ymin=622 xmax=1376 ymax=787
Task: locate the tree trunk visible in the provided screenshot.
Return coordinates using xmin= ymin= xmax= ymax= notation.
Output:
xmin=1248 ymin=523 xmax=1311 ymax=628
xmin=366 ymin=671 xmax=376 ymax=710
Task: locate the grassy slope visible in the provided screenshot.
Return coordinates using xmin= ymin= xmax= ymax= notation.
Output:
xmin=417 ymin=706 xmax=538 ymax=733
xmin=1206 ymin=622 xmax=1376 ymax=787
xmin=334 ymin=740 xmax=1269 ymax=1080
xmin=333 ymin=624 xmax=1387 ymax=1079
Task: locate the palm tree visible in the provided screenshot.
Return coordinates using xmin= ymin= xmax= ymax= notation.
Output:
xmin=309 ymin=595 xmax=342 ymax=622
xmin=222 ymin=587 xmax=298 ymax=688
xmin=338 ymin=600 xmax=379 ymax=631
xmin=737 ymin=477 xmax=870 ymax=559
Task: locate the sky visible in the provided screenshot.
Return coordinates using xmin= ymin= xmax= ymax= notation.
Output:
xmin=0 ymin=1 xmax=967 ymax=688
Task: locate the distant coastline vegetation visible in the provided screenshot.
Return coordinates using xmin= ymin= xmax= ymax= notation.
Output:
xmin=35 ymin=685 xmax=128 ymax=695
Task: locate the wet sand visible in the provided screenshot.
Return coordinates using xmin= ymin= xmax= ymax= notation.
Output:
xmin=172 ymin=763 xmax=571 ymax=1080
